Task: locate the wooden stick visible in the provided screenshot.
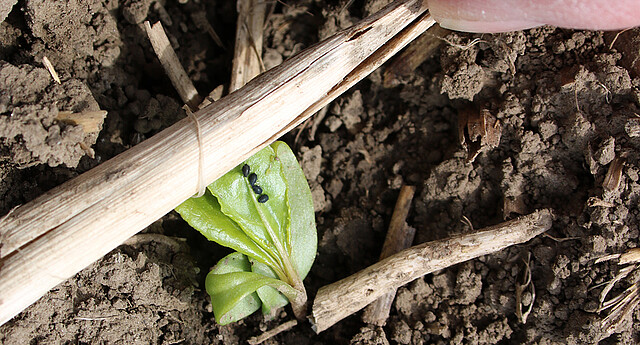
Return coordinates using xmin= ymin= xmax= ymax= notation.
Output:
xmin=229 ymin=0 xmax=266 ymax=92
xmin=310 ymin=209 xmax=554 ymax=333
xmin=377 ymin=186 xmax=416 ymax=261
xmin=362 ymin=185 xmax=416 ymax=326
xmin=0 ymin=0 xmax=431 ymax=326
xmin=144 ymin=21 xmax=202 ymax=110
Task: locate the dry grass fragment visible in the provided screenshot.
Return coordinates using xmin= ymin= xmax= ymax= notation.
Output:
xmin=609 ymin=28 xmax=632 ymax=50
xmin=603 ymin=154 xmax=627 ymax=191
xmin=56 ymin=110 xmax=107 ymax=133
xmin=42 ymin=56 xmax=60 ymax=84
xmin=595 ymin=248 xmax=640 ymax=334
xmin=458 ymin=107 xmax=502 ymax=162
xmin=515 ymin=252 xmax=535 ymax=323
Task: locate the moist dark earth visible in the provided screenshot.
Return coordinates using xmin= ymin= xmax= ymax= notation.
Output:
xmin=2 ymin=0 xmax=640 ymax=344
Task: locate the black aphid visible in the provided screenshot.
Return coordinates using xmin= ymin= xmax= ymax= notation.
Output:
xmin=248 ymin=173 xmax=257 ymax=186
xmin=252 ymin=185 xmax=263 ymax=194
xmin=242 ymin=164 xmax=250 ymax=177
xmin=258 ymin=194 xmax=269 ymax=203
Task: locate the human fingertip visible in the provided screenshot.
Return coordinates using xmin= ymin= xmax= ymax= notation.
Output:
xmin=428 ymin=0 xmax=543 ymax=33
xmin=435 ymin=17 xmax=543 ymax=33
xmin=428 ymin=0 xmax=640 ymax=33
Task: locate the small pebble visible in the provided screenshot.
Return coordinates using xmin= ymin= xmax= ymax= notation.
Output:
xmin=258 ymin=194 xmax=269 ymax=203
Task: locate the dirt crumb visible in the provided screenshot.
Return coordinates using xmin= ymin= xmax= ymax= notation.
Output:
xmin=122 ymin=0 xmax=152 ymax=25
xmin=0 ymin=0 xmax=15 ymax=23
xmin=454 ymin=262 xmax=483 ymax=305
xmin=25 ymin=0 xmax=98 ymax=68
xmin=440 ymin=63 xmax=486 ymax=100
xmin=0 ymin=61 xmax=102 ymax=167
xmin=389 ymin=319 xmax=412 ymax=344
xmin=0 ymin=237 xmax=207 ymax=344
xmin=350 ymin=326 xmax=389 ymax=345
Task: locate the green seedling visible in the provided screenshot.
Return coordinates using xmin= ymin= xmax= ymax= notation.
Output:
xmin=175 ymin=141 xmax=317 ymax=324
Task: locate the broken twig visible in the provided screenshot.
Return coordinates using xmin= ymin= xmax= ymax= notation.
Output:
xmin=311 ymin=209 xmax=553 ymax=333
xmin=144 ymin=21 xmax=202 ymax=110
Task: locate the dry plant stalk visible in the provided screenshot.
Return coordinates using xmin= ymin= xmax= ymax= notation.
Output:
xmin=229 ymin=0 xmax=266 ymax=92
xmin=144 ymin=21 xmax=202 ymax=110
xmin=311 ymin=209 xmax=553 ymax=333
xmin=0 ymin=0 xmax=432 ymax=326
xmin=362 ymin=185 xmax=416 ymax=326
xmin=596 ymin=247 xmax=640 ymax=334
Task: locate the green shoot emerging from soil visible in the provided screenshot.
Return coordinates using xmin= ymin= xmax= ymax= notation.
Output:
xmin=175 ymin=141 xmax=317 ymax=324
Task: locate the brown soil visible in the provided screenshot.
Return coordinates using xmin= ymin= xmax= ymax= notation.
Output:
xmin=2 ymin=0 xmax=640 ymax=344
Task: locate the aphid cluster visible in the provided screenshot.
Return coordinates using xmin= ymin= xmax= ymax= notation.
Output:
xmin=242 ymin=164 xmax=269 ymax=203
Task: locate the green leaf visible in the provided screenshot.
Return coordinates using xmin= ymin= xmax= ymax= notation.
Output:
xmin=176 ymin=141 xmax=317 ymax=323
xmin=272 ymin=142 xmax=317 ymax=279
xmin=206 ymin=256 xmax=299 ymax=325
xmin=208 ymin=142 xmax=317 ymax=280
xmin=175 ymin=190 xmax=281 ymax=271
xmin=208 ymin=146 xmax=289 ymax=265
xmin=250 ymin=259 xmax=289 ymax=317
xmin=207 ymin=252 xmax=261 ymax=325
